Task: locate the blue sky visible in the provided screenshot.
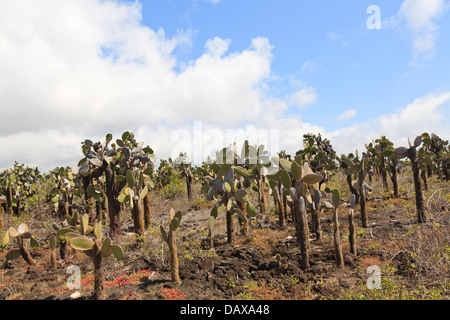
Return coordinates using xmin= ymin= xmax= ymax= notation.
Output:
xmin=140 ymin=0 xmax=450 ymax=129
xmin=0 ymin=0 xmax=449 ymax=171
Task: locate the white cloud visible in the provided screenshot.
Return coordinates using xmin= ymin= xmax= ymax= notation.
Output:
xmin=327 ymin=92 xmax=450 ymax=155
xmin=336 ymin=109 xmax=357 ymax=121
xmin=0 ymin=1 xmax=448 ymax=173
xmin=0 ymin=0 xmax=279 ymax=171
xmin=391 ymin=0 xmax=447 ymax=64
xmin=288 ymin=88 xmax=318 ymax=108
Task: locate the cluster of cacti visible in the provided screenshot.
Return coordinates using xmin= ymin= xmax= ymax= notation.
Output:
xmin=58 ymin=215 xmax=123 ymax=299
xmin=48 ymin=167 xmax=77 ymax=219
xmin=0 ymin=129 xmax=448 ymax=292
xmin=160 ymin=208 xmax=183 ymax=285
xmin=296 ymin=133 xmax=338 ymax=182
xmin=0 ymin=163 xmax=40 ymax=218
xmin=271 ymin=156 xmax=323 ymax=269
xmin=340 ymin=152 xmax=374 ymax=228
xmin=72 ymin=132 xmax=155 ymax=238
xmin=2 ymin=223 xmax=40 ymax=265
xmin=203 ymin=144 xmax=258 ymax=244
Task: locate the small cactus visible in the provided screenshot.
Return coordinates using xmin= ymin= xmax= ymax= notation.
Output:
xmin=60 ymin=218 xmax=124 ymax=300
xmin=160 ymin=208 xmax=182 ymax=285
xmin=49 ymin=235 xmax=57 ymax=269
xmin=274 ymin=253 xmax=282 ymax=271
xmin=3 ymin=223 xmax=40 ymax=265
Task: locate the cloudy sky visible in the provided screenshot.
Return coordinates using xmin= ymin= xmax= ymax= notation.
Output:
xmin=0 ymin=0 xmax=449 ymax=172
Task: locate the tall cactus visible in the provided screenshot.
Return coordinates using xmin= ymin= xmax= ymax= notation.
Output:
xmin=348 ymin=194 xmax=357 ymax=256
xmin=160 ymin=209 xmax=183 ymax=285
xmin=395 ymin=136 xmax=426 ymax=223
xmin=273 ymin=157 xmax=323 ymax=269
xmin=203 ymin=145 xmax=257 ymax=244
xmin=341 ymin=153 xmax=373 ymax=228
xmin=74 ymin=132 xmax=155 ymax=239
xmin=331 ymin=190 xmax=344 ymax=268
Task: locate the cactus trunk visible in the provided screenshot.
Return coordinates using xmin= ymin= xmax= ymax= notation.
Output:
xmin=348 ymin=208 xmax=357 ymax=256
xmin=293 ymin=197 xmax=310 ymax=270
xmin=168 ymin=211 xmax=181 ymax=285
xmin=0 ymin=201 xmax=3 ymax=229
xmin=390 ymin=162 xmax=399 ymax=198
xmin=144 ymin=192 xmax=151 ymax=229
xmin=421 ymin=170 xmax=428 ymax=192
xmin=333 ymin=207 xmax=344 ymax=268
xmin=17 ymin=235 xmax=34 ymax=265
xmin=237 ymin=199 xmax=248 ymax=236
xmin=186 ymin=172 xmax=193 ymax=202
xmin=411 ymin=156 xmax=426 ymax=223
xmin=132 ymin=197 xmax=145 ymax=238
xmin=6 ymin=185 xmax=13 ymax=215
xmin=346 ymin=175 xmax=359 ymax=205
xmin=93 ymin=249 xmax=105 ymax=300
xmin=105 ymin=165 xmax=123 ymax=239
xmin=380 ymin=156 xmax=389 ymax=193
xmin=260 ymin=176 xmax=267 ymax=214
xmin=275 ymin=186 xmax=285 ymax=227
xmin=359 ymin=172 xmax=368 ymax=228
xmin=226 ymin=210 xmax=235 ymax=244
xmin=50 ymin=249 xmax=57 ymax=269
xmin=311 ymin=208 xmax=322 ymax=240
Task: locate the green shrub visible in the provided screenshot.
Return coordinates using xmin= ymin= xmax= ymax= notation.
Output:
xmin=161 ymin=176 xmax=186 ymax=199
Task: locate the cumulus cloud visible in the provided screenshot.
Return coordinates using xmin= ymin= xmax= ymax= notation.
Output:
xmin=327 ymin=92 xmax=450 ymax=155
xmin=288 ymin=88 xmax=318 ymax=108
xmin=0 ymin=0 xmax=279 ymax=171
xmin=390 ymin=0 xmax=447 ymax=64
xmin=336 ymin=109 xmax=357 ymax=121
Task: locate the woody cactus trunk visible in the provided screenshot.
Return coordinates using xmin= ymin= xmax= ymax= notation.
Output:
xmin=160 ymin=209 xmax=183 ymax=285
xmin=395 ymin=136 xmax=426 ymax=223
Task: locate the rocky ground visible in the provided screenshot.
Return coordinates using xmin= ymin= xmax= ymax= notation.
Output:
xmin=1 ymin=178 xmax=449 ymax=301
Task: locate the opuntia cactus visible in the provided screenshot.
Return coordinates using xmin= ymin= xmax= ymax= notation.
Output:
xmin=160 ymin=208 xmax=183 ymax=285
xmin=60 ymin=219 xmax=124 ymax=300
xmin=348 ymin=194 xmax=357 ymax=256
xmin=49 ymin=235 xmax=57 ymax=269
xmin=3 ymin=223 xmax=40 ymax=265
xmin=341 ymin=153 xmax=373 ymax=228
xmin=331 ymin=189 xmax=344 ymax=268
xmin=395 ymin=136 xmax=426 ymax=223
